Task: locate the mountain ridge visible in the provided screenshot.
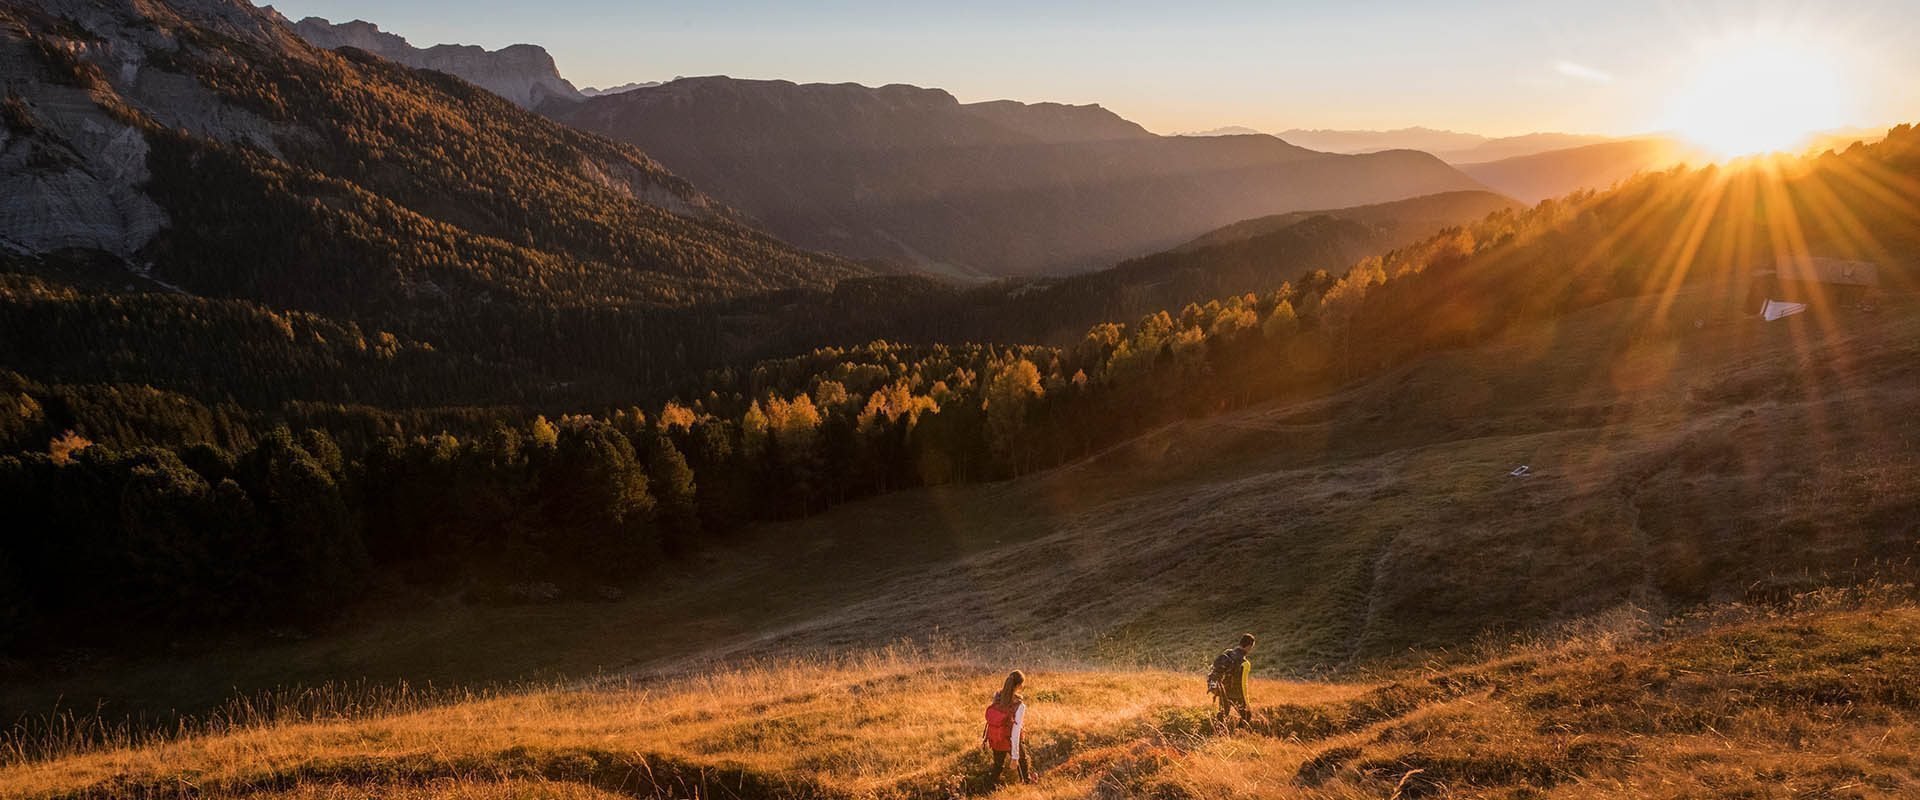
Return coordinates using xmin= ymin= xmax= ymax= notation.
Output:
xmin=580 ymin=80 xmax=662 ymax=97
xmin=273 ymin=11 xmax=583 ymax=109
xmin=548 ymin=76 xmax=1489 ymax=276
xmin=1459 ymin=138 xmax=1694 ymax=202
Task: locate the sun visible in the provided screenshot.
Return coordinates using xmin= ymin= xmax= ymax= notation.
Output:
xmin=1664 ymin=31 xmax=1853 ymax=159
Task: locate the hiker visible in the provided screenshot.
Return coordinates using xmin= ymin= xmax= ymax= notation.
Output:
xmin=1207 ymin=633 xmax=1256 ymax=729
xmin=981 ymin=670 xmax=1032 ymax=786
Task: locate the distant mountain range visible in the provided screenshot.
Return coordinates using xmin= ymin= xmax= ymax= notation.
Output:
xmin=1177 ymin=126 xmax=1264 ymax=137
xmin=1275 ymin=127 xmax=1494 ymax=158
xmin=580 ymin=81 xmax=664 ymax=97
xmin=275 ymin=13 xmax=583 ymax=109
xmin=1188 ymin=126 xmax=1620 ymax=164
xmin=258 ymin=10 xmax=1888 ymax=276
xmin=287 ymin=14 xmax=1753 ymax=275
xmin=546 ymin=78 xmax=1488 ymax=276
xmin=272 ymin=16 xmax=1494 ymax=277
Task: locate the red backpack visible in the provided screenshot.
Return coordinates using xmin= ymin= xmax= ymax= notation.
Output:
xmin=984 ymin=701 xmax=1015 ymax=752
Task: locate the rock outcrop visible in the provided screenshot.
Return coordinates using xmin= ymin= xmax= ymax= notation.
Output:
xmin=0 ymin=0 xmax=299 ymax=258
xmin=0 ymin=0 xmax=322 ymax=258
xmin=0 ymin=95 xmax=165 ymax=258
xmin=279 ymin=14 xmax=582 ymax=109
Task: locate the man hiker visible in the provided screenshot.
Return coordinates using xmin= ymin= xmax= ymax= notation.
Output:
xmin=1207 ymin=633 xmax=1255 ymax=729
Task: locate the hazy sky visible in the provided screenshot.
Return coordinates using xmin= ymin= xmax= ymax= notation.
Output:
xmin=267 ymin=0 xmax=1920 ymax=137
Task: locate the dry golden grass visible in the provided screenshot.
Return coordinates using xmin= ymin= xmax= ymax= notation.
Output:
xmin=251 ymin=780 xmax=626 ymax=800
xmin=0 ymin=643 xmax=1361 ymax=799
xmin=9 ymin=598 xmax=1920 ymax=799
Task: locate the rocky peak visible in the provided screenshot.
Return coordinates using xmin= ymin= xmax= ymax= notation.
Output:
xmin=279 ymin=14 xmax=582 ymax=109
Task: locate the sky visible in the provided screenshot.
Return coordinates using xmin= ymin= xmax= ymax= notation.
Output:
xmin=266 ymin=0 xmax=1920 ymax=138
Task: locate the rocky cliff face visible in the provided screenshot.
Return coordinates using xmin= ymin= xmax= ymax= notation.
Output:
xmin=280 ymin=14 xmax=582 ymax=109
xmin=0 ymin=0 xmax=299 ymax=258
xmin=0 ymin=91 xmax=165 ymax=259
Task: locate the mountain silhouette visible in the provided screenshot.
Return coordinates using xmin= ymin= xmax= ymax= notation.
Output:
xmin=548 ymin=77 xmax=1490 ymax=277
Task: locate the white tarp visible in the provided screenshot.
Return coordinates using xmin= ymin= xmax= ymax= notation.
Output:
xmin=1762 ymin=299 xmax=1808 ymax=321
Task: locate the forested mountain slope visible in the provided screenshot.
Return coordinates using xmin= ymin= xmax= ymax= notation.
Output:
xmin=1173 ymin=189 xmax=1518 ymax=251
xmin=547 ymin=77 xmax=1489 ymax=276
xmin=1459 ymin=138 xmax=1693 ymax=202
xmin=0 ymin=182 xmax=1511 ymax=413
xmin=722 ymin=190 xmax=1525 ymax=349
xmin=0 ymin=0 xmax=873 ymax=398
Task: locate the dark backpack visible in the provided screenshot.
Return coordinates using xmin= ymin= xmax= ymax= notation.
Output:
xmin=1206 ymin=648 xmax=1238 ymax=695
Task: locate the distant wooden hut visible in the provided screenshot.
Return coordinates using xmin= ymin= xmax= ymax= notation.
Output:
xmin=1746 ymin=257 xmax=1881 ymax=314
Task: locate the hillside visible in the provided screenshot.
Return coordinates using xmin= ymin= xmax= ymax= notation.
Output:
xmin=9 ymin=599 xmax=1920 ymax=798
xmin=0 ymin=0 xmax=877 ymax=406
xmin=546 ymin=77 xmax=1488 ymax=276
xmin=7 ymin=260 xmax=1916 ymax=723
xmin=731 ymin=190 xmax=1526 ymax=349
xmin=1172 ymin=190 xmax=1519 ymax=252
xmin=6 ymin=257 xmax=1919 ymax=796
xmin=0 ymin=180 xmax=1500 ymax=415
xmin=1459 ymin=138 xmax=1694 ymax=202
xmin=932 ymin=190 xmax=1521 ymax=344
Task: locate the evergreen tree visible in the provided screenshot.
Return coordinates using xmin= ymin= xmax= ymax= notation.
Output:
xmin=541 ymin=421 xmax=658 ymax=576
xmin=237 ymin=428 xmax=370 ymax=620
xmin=647 ymin=433 xmax=699 ymax=550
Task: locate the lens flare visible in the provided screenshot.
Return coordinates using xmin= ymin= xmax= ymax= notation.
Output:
xmin=1665 ymin=31 xmax=1856 ymax=159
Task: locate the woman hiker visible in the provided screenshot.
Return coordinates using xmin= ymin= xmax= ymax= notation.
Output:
xmin=982 ymin=670 xmax=1032 ymax=786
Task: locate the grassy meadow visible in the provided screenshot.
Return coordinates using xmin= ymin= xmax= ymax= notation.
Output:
xmin=8 ymin=592 xmax=1920 ymax=798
